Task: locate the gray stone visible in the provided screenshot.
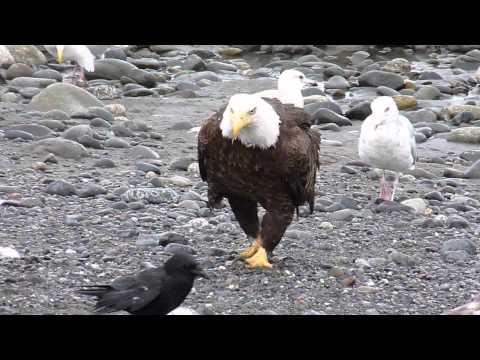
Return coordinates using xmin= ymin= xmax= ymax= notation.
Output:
xmin=33 ymin=69 xmax=63 ymax=82
xmin=164 ymin=243 xmax=196 ymax=255
xmin=8 ymin=124 xmax=52 ymax=138
xmin=90 ymin=118 xmax=111 ymax=128
xmin=346 ymin=101 xmax=372 ymax=120
xmin=76 ymin=184 xmax=107 ymax=198
xmin=29 ymin=138 xmax=88 ymax=159
xmin=464 ymin=159 xmax=480 ymax=179
xmin=441 ymin=238 xmax=476 ymax=255
xmin=46 ymin=180 xmax=77 ymax=196
xmin=446 ymin=215 xmax=470 ymax=229
xmin=170 ymin=121 xmax=193 ymax=130
xmin=94 ymin=159 xmax=116 ymax=168
xmin=460 ymin=150 xmax=480 ymax=162
xmin=304 ymin=101 xmax=343 ymax=116
xmin=358 ymin=71 xmax=404 ymax=90
xmin=43 ymin=109 xmax=69 ymax=120
xmin=10 ymin=77 xmax=56 ymax=88
xmin=104 ymin=137 xmax=130 ymax=148
xmin=38 ymin=120 xmax=66 ymax=131
xmin=136 ymin=162 xmax=161 ymax=174
xmin=121 ymin=188 xmax=179 ymax=204
xmin=132 ymin=145 xmax=160 ymax=160
xmin=181 ymin=54 xmax=206 ymax=71
xmin=448 ymin=127 xmax=480 ymax=144
xmin=6 ymin=63 xmax=33 ymax=79
xmin=19 ymin=87 xmax=40 ymax=99
xmin=415 ymin=86 xmax=441 ymax=100
xmin=311 ymin=108 xmax=352 ymax=126
xmin=111 ymin=125 xmax=134 ymax=137
xmin=29 ymin=83 xmax=104 ymax=116
xmin=62 ymin=124 xmax=94 ymax=141
xmin=6 ymin=45 xmax=46 ymax=66
xmin=4 ymin=130 xmax=34 ymax=141
xmin=325 ymin=75 xmax=349 ymax=90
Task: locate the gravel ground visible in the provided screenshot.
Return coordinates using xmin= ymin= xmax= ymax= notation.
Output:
xmin=1 ymin=45 xmax=480 ymax=315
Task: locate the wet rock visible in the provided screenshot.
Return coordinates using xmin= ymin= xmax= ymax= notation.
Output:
xmin=304 ymin=101 xmax=343 ymax=116
xmin=401 ymin=198 xmax=428 ymax=214
xmin=136 ymin=162 xmax=161 ymax=174
xmin=164 ymin=243 xmax=196 ymax=255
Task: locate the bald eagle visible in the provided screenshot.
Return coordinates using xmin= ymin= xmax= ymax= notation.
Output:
xmin=198 ymin=94 xmax=320 ymax=269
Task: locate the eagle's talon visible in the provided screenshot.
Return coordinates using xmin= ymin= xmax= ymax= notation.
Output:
xmin=239 ymin=239 xmax=260 ymax=259
xmin=245 ymin=247 xmax=273 ymax=269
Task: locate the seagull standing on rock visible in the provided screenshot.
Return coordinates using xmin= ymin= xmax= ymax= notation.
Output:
xmin=358 ymin=96 xmax=417 ymax=202
xmin=255 ymin=69 xmax=320 ymax=108
xmin=55 ymin=45 xmax=95 ymax=85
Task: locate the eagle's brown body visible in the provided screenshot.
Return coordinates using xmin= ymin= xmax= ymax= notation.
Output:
xmin=198 ymin=98 xmax=320 ymax=254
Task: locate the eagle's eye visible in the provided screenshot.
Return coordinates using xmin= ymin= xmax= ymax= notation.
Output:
xmin=248 ymin=107 xmax=256 ymax=115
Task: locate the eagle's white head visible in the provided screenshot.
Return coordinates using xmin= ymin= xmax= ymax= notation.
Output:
xmin=220 ymin=94 xmax=280 ymax=149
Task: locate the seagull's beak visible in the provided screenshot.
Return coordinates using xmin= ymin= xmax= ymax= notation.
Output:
xmin=56 ymin=47 xmax=64 ymax=64
xmin=231 ymin=112 xmax=252 ymax=140
xmin=193 ymin=266 xmax=209 ymax=279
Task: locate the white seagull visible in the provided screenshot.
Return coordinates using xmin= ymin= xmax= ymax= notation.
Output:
xmin=54 ymin=45 xmax=95 ymax=82
xmin=255 ymin=69 xmax=320 ymax=108
xmin=358 ymin=96 xmax=417 ymax=201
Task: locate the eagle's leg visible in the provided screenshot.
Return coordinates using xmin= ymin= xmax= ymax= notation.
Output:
xmin=227 ymin=196 xmax=260 ymax=259
xmin=245 ymin=206 xmax=294 ymax=269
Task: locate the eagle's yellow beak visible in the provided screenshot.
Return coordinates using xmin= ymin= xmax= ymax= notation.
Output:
xmin=56 ymin=48 xmax=64 ymax=64
xmin=231 ymin=112 xmax=252 ymax=139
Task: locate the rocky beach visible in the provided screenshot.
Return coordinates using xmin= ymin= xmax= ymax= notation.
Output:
xmin=0 ymin=44 xmax=480 ymax=315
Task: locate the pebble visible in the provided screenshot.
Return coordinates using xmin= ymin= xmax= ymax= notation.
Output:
xmin=446 ymin=215 xmax=470 ymax=228
xmin=164 ymin=243 xmax=196 ymax=255
xmin=45 ymin=179 xmax=77 ymax=196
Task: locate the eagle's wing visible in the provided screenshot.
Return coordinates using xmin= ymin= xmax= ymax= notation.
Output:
xmin=198 ymin=108 xmax=225 ymax=182
xmin=283 ymin=110 xmax=321 ymax=215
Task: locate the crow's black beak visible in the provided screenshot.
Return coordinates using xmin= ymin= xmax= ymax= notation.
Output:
xmin=193 ymin=267 xmax=209 ymax=279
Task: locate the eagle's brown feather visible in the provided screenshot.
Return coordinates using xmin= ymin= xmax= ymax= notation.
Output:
xmin=198 ymin=98 xmax=320 ymax=253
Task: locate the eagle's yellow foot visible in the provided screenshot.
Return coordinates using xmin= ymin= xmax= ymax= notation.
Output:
xmin=240 ymin=240 xmax=260 ymax=259
xmin=245 ymin=247 xmax=272 ymax=269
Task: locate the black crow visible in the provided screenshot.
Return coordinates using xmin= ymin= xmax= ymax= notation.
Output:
xmin=77 ymin=253 xmax=208 ymax=315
